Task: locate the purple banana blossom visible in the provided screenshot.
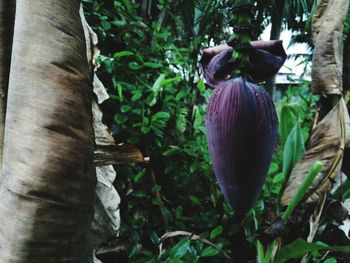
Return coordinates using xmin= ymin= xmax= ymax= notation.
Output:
xmin=202 ymin=40 xmax=285 ymax=215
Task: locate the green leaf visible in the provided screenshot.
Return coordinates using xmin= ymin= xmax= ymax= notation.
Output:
xmin=169 ymin=239 xmax=191 ymax=259
xmin=189 ymin=195 xmax=201 ymax=205
xmin=324 ymin=258 xmax=337 ymax=263
xmin=144 ymin=62 xmax=162 ymax=68
xmin=273 ymin=172 xmax=284 ymax=184
xmin=103 ymin=58 xmax=114 ymax=73
xmin=134 ymin=172 xmax=145 ymax=183
xmin=275 ymin=238 xmax=350 ymax=263
xmin=129 ymin=62 xmax=142 ymax=70
xmin=148 ymin=74 xmax=166 ymax=106
xmin=163 ymin=146 xmax=182 ymax=156
xmin=149 ymin=231 xmax=159 ymax=245
xmin=161 ymin=75 xmax=182 ymax=86
xmin=282 ymin=123 xmax=305 ymax=178
xmin=268 ymin=162 xmax=279 ymax=176
xmin=121 ymin=105 xmax=132 ymax=112
xmin=201 ymin=246 xmax=219 ymax=257
xmin=279 ymin=104 xmax=298 ymax=144
xmin=111 ymin=20 xmax=126 ymax=27
xmin=175 ymin=90 xmax=186 ymax=101
xmin=131 ymin=90 xmax=142 ymax=101
xmin=122 ymin=0 xmax=133 ymax=13
xmin=132 ymin=190 xmax=147 ymax=198
xmin=114 ymin=114 xmax=128 ymax=124
xmin=333 ymin=179 xmax=350 ymax=199
xmin=282 ymin=161 xmax=323 ymax=221
xmin=197 ymin=79 xmax=206 ymax=93
xmin=141 ymin=126 xmax=151 ymax=134
xmin=101 ymin=20 xmax=111 ymax=30
xmin=112 ymin=80 xmax=123 ymax=102
xmin=152 ymin=185 xmax=161 ymax=193
xmin=114 ymin=51 xmax=134 ymax=58
xmin=152 ymin=111 xmax=170 ymax=121
xmin=210 ymin=225 xmax=223 ymax=239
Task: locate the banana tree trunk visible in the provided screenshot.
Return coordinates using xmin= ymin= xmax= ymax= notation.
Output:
xmin=0 ymin=0 xmax=15 ymax=183
xmin=0 ymin=0 xmax=95 ymax=261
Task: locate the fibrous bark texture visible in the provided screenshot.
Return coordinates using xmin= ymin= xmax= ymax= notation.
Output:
xmin=0 ymin=0 xmax=95 ymax=261
xmin=0 ymin=0 xmax=15 ymax=183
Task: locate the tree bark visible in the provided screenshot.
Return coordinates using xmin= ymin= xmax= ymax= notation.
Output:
xmin=0 ymin=0 xmax=95 ymax=261
xmin=0 ymin=0 xmax=16 ymax=183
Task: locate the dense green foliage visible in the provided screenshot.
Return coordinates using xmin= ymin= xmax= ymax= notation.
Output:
xmin=83 ymin=1 xmax=350 ymax=262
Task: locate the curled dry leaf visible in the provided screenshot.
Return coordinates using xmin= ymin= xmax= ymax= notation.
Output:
xmin=94 ymin=143 xmax=147 ymax=166
xmin=311 ymin=0 xmax=350 ymax=95
xmin=281 ymin=99 xmax=350 ymax=206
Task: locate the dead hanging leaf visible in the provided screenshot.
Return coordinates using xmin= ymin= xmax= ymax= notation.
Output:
xmin=311 ymin=0 xmax=350 ymax=95
xmin=91 ymin=166 xmax=121 ymax=247
xmin=81 ymin=8 xmax=148 ymax=262
xmin=81 ymin=8 xmax=122 ymax=261
xmin=281 ymin=99 xmax=350 ymax=206
xmin=94 ymin=143 xmax=148 ymax=166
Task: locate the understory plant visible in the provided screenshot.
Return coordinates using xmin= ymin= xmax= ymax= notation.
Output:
xmin=83 ymin=1 xmax=350 ymax=262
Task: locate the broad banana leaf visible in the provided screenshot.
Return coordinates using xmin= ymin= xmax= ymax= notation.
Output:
xmin=281 ymin=99 xmax=350 ymax=206
xmin=0 ymin=0 xmax=95 ymax=261
xmin=0 ymin=0 xmax=15 ymax=183
xmin=311 ymin=0 xmax=350 ymax=95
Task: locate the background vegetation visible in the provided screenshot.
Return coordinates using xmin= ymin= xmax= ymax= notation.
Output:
xmin=83 ymin=1 xmax=350 ymax=262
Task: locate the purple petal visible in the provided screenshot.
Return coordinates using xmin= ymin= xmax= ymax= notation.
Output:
xmin=201 ymin=40 xmax=287 ymax=87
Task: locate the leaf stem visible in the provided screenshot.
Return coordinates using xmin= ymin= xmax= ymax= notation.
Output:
xmin=282 ymin=161 xmax=323 ymax=221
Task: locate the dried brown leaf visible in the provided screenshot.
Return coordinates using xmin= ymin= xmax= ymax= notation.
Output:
xmin=311 ymin=0 xmax=350 ymax=95
xmin=281 ymin=99 xmax=350 ymax=206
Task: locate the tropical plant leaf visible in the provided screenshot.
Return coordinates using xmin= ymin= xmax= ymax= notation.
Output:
xmin=275 ymin=238 xmax=350 ymax=263
xmin=282 ymin=123 xmax=305 ymax=179
xmin=279 ymin=104 xmax=299 ymax=145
